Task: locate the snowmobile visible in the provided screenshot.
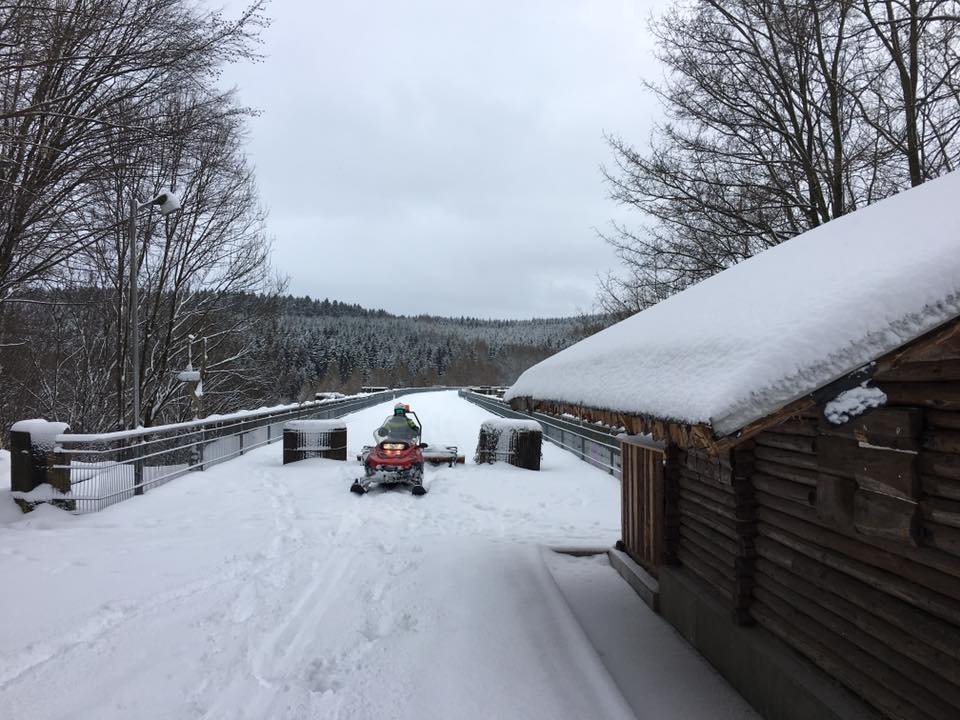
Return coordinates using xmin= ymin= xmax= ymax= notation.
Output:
xmin=352 ymin=406 xmax=429 ymax=495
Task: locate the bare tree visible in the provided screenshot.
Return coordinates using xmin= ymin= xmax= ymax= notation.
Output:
xmin=600 ymin=0 xmax=960 ymax=316
xmin=0 ymin=0 xmax=266 ymax=304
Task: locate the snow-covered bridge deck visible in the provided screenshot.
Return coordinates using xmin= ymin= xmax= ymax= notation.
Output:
xmin=0 ymin=391 xmax=755 ymax=719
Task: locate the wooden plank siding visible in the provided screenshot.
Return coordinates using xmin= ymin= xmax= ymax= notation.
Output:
xmin=747 ymin=366 xmax=960 ymax=719
xmin=674 ymin=443 xmax=757 ymax=624
xmin=620 ymin=438 xmax=666 ymax=575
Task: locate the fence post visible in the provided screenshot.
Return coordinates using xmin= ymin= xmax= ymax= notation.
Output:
xmin=132 ymin=438 xmax=144 ymax=496
xmin=9 ymin=430 xmax=37 ymax=492
xmin=239 ymin=425 xmax=245 ymax=455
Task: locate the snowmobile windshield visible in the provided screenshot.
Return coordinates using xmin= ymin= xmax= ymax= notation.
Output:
xmin=376 ymin=416 xmax=420 ymax=442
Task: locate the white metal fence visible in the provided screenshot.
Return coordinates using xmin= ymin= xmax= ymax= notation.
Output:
xmin=50 ymin=388 xmax=453 ymax=513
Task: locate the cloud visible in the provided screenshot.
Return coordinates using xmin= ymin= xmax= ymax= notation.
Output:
xmin=221 ymin=0 xmax=669 ymax=318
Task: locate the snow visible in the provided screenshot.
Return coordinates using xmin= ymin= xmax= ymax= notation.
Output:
xmin=284 ymin=419 xmax=347 ymax=432
xmin=10 ymin=484 xmax=72 ymax=502
xmin=0 ymin=391 xmax=756 ymax=718
xmin=507 ymin=171 xmax=960 ymax=436
xmin=480 ymin=417 xmax=543 ymax=433
xmin=176 ymin=369 xmax=201 ymax=382
xmin=546 ymin=552 xmax=759 ymax=720
xmin=0 ymin=392 xmax=634 ymax=719
xmin=823 ymin=383 xmax=888 ymax=425
xmin=10 ymin=419 xmax=70 ymax=450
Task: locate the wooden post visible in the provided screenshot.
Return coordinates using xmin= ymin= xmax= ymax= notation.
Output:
xmin=9 ymin=430 xmax=38 ymax=492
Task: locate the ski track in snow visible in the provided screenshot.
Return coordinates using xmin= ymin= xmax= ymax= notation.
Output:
xmin=0 ymin=391 xmax=645 ymax=719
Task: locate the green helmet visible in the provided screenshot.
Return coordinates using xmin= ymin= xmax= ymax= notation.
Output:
xmin=393 ymin=403 xmax=406 ymax=416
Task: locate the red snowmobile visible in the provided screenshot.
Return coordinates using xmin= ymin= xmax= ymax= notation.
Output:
xmin=352 ymin=405 xmax=428 ymax=495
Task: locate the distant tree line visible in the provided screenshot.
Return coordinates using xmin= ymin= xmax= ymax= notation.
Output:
xmin=601 ymin=0 xmax=960 ymax=316
xmin=252 ymin=297 xmax=591 ymax=401
xmin=0 ymin=290 xmax=591 ymax=433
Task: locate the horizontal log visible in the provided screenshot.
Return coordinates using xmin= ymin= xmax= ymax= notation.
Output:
xmin=923 ymin=521 xmax=960 ymax=556
xmin=880 ymin=381 xmax=960 ymax=411
xmin=923 ymin=429 xmax=960 ymax=455
xmin=755 ymin=431 xmax=816 ymax=455
xmin=677 ymin=546 xmax=735 ymax=601
xmin=875 ymin=359 xmax=960 ymax=383
xmin=921 ymin=474 xmax=960 ymax=501
xmin=754 ymin=458 xmax=819 ymax=486
xmin=755 ymin=557 xmax=960 ymax=690
xmin=751 ymin=601 xmax=934 ymax=720
xmin=752 ymin=591 xmax=953 ymax=720
xmin=678 ymin=467 xmax=735 ymax=495
xmin=679 ymin=493 xmax=737 ymax=523
xmin=678 ymin=476 xmax=737 ymax=509
xmin=679 ymin=514 xmax=741 ymax=558
xmin=892 ymin=328 xmax=960 ymax=363
xmin=769 ymin=416 xmax=819 ymax=437
xmin=756 ymin=490 xmax=960 ymax=581
xmin=755 ymin=445 xmax=820 ymax=471
xmin=921 ymin=496 xmax=960 ymax=529
xmin=679 ymin=524 xmax=737 ymax=570
xmin=816 ymin=474 xmax=855 ymax=530
xmin=853 ymin=489 xmax=920 ymax=545
xmin=818 ymin=407 xmax=923 ymax=452
xmin=758 ymin=518 xmax=960 ymax=624
xmin=755 ymin=578 xmax=960 ymax=716
xmin=678 ymin=504 xmax=739 ymax=541
xmin=752 ymin=473 xmax=816 ymax=506
xmin=680 ymin=450 xmax=732 ymax=484
xmin=925 ymin=410 xmax=960 ymax=431
xmin=755 ymin=536 xmax=960 ymax=662
xmin=919 ymin=450 xmax=960 ymax=481
xmin=818 ymin=436 xmax=919 ymax=499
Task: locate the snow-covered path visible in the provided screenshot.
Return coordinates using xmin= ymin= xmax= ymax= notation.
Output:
xmin=0 ymin=391 xmax=635 ymax=719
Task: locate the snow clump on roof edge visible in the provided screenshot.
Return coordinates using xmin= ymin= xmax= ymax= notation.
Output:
xmin=505 ymin=170 xmax=960 ymax=436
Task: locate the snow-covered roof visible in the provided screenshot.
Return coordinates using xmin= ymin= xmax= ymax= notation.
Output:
xmin=506 ymin=171 xmax=960 ymax=437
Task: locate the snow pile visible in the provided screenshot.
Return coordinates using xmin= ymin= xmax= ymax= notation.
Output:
xmin=10 ymin=419 xmax=70 ymax=451
xmin=823 ymin=383 xmax=888 ymax=425
xmin=480 ymin=418 xmax=542 ymax=433
xmin=11 ymin=484 xmax=72 ymax=502
xmin=284 ymin=419 xmax=347 ymax=432
xmin=507 ymin=171 xmax=960 ymax=436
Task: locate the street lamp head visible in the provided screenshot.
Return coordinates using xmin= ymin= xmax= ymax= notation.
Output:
xmin=152 ymin=188 xmax=181 ymax=216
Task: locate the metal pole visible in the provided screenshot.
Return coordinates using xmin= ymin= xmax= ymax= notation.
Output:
xmin=128 ymin=195 xmax=140 ymax=429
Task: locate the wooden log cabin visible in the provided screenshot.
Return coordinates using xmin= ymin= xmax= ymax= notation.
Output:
xmin=506 ymin=172 xmax=960 ymax=720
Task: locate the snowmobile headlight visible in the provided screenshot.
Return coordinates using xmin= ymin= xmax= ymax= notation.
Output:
xmin=382 ymin=443 xmax=407 ymax=450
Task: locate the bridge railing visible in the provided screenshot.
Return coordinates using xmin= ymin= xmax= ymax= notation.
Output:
xmin=43 ymin=387 xmax=453 ymax=513
xmin=458 ymin=390 xmax=622 ymax=478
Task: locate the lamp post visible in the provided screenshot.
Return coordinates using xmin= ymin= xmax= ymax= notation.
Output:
xmin=128 ymin=189 xmax=181 ymax=429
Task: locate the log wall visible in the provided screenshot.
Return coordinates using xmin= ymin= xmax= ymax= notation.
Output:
xmin=673 ymin=443 xmax=756 ymax=624
xmin=742 ymin=351 xmax=960 ymax=719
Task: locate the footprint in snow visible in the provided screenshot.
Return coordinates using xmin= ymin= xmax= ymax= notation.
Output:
xmin=304 ymin=657 xmax=345 ymax=693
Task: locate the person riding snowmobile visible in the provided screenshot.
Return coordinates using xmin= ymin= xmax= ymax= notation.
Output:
xmin=376 ymin=403 xmax=419 ymax=441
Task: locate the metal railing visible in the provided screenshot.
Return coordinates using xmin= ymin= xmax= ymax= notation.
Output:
xmin=51 ymin=387 xmax=454 ymax=513
xmin=459 ymin=390 xmax=622 ymax=478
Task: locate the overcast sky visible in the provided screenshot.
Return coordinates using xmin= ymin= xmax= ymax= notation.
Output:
xmin=220 ymin=1 xmax=670 ymax=319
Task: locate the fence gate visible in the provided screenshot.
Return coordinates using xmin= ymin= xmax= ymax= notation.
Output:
xmin=620 ymin=437 xmax=666 ymax=575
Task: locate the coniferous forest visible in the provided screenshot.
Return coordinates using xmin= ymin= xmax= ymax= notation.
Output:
xmin=0 ymin=289 xmax=597 ymax=433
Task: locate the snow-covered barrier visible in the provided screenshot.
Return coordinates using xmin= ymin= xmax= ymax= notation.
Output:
xmin=9 ymin=419 xmax=73 ymax=511
xmin=282 ymin=420 xmax=347 ymax=464
xmin=474 ymin=418 xmax=543 ymax=470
